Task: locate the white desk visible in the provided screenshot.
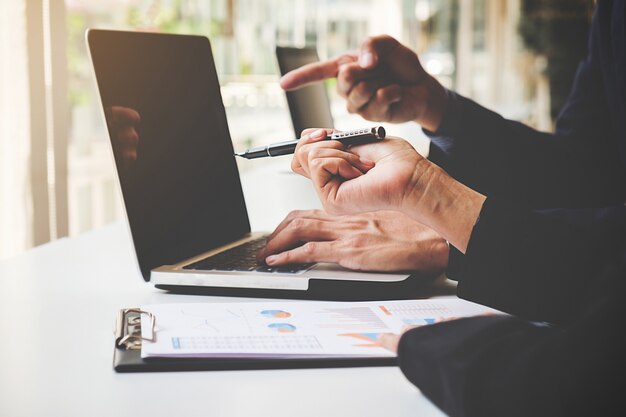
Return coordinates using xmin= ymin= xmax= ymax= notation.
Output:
xmin=0 ymin=166 xmax=448 ymax=417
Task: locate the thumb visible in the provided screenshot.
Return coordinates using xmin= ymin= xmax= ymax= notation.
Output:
xmin=358 ymin=35 xmax=400 ymax=69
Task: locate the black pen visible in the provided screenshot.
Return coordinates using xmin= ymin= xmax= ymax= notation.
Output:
xmin=235 ymin=126 xmax=386 ymax=159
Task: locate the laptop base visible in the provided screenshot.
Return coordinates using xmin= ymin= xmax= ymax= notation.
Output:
xmin=155 ymin=272 xmax=448 ymax=301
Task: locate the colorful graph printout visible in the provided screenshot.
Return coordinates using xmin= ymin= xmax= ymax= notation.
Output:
xmin=140 ymin=299 xmax=502 ymax=359
xmin=339 ymin=333 xmax=381 ymax=347
xmin=402 ymin=318 xmax=437 ymax=326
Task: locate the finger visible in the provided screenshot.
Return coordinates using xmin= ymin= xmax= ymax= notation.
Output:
xmin=292 ymin=129 xmax=340 ymax=177
xmin=359 ymin=35 xmax=400 ymax=69
xmin=266 ymin=209 xmax=334 ymax=243
xmin=300 ymin=128 xmax=319 ymax=138
xmin=377 ymin=333 xmax=401 ymax=353
xmin=316 ymin=157 xmax=364 ymax=181
xmin=299 ymin=127 xmax=336 ymax=140
xmin=265 ymin=241 xmax=338 ymax=265
xmin=359 ymin=84 xmax=403 ymax=121
xmin=109 ymin=106 xmax=141 ymax=125
xmin=346 ymin=79 xmax=389 ymax=113
xmin=308 ymin=147 xmax=374 ymax=174
xmin=279 ymin=53 xmax=356 ymax=91
xmin=118 ymin=126 xmax=139 ymax=146
xmin=121 ymin=149 xmax=138 ymax=162
xmin=309 ymin=156 xmax=365 ymax=202
xmin=298 ymin=128 xmax=332 ymax=145
xmin=336 ymin=63 xmax=376 ymax=98
xmin=400 ymin=325 xmax=419 ymax=333
xmin=348 ymin=137 xmax=417 ymax=169
xmin=259 ymin=218 xmax=341 ymax=261
xmin=259 ymin=210 xmax=336 ymax=260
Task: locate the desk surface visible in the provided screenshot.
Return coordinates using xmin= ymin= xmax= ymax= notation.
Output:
xmin=0 ymin=167 xmax=448 ymax=417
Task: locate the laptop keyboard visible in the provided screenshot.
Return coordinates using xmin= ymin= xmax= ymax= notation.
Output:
xmin=183 ymin=236 xmax=314 ymax=274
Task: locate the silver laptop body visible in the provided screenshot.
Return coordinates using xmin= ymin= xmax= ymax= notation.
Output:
xmin=87 ymin=29 xmax=412 ymax=298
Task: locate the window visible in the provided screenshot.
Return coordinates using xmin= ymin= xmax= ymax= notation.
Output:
xmin=1 ymin=0 xmax=554 ymax=258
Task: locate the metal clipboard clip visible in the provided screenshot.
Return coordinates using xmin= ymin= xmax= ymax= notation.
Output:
xmin=115 ymin=308 xmax=156 ymax=350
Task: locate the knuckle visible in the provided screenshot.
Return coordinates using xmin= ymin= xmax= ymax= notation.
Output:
xmin=280 ymin=251 xmax=291 ymax=264
xmin=349 ymin=153 xmax=362 ymax=165
xmin=371 ymin=34 xmax=395 ymax=47
xmin=289 ymin=217 xmax=306 ymax=230
xmin=336 ymin=84 xmax=348 ymax=98
xmin=360 ymin=35 xmax=377 ymax=50
xmin=342 ymin=65 xmax=358 ymax=84
xmin=300 ymin=129 xmax=314 ymax=138
xmin=326 ymin=141 xmax=343 ymax=150
xmin=308 ymin=147 xmax=323 ymax=160
xmin=309 ymin=157 xmax=324 ymax=170
xmin=300 ymin=209 xmax=316 ymax=217
xmin=354 ymin=82 xmax=372 ymax=98
xmin=359 ymin=106 xmax=375 ymax=120
xmin=300 ymin=144 xmax=315 ymax=159
xmin=378 ymin=87 xmax=395 ymax=102
xmin=354 ymin=233 xmax=371 ymax=249
xmin=302 ymin=242 xmax=317 ymax=254
xmin=345 ymin=236 xmax=362 ymax=249
xmin=286 ymin=209 xmax=302 ymax=220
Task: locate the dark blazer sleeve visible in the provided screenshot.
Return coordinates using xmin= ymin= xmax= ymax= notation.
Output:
xmin=398 ymin=200 xmax=626 ymax=417
xmin=427 ymin=1 xmax=623 ymax=208
xmin=451 ymin=198 xmax=626 ymax=324
xmin=397 ymin=293 xmax=625 ymax=417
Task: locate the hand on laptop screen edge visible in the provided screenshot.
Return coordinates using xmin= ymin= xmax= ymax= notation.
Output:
xmin=106 ymin=106 xmax=141 ymax=170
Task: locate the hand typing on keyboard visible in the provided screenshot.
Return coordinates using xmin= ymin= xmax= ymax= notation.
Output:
xmin=258 ymin=209 xmax=448 ymax=273
xmin=183 ymin=237 xmax=313 ymax=274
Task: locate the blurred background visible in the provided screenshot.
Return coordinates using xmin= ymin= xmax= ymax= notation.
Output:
xmin=0 ymin=0 xmax=594 ymax=260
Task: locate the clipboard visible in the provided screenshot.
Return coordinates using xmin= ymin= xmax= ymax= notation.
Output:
xmin=113 ymin=308 xmax=397 ymax=373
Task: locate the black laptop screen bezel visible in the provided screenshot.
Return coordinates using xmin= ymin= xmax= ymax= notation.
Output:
xmin=276 ymin=46 xmax=334 ymax=136
xmin=87 ymin=29 xmax=251 ymax=281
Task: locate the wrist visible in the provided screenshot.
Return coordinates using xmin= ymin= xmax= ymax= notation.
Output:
xmin=399 ymin=157 xmax=441 ymax=217
xmin=436 ymin=181 xmax=486 ymax=253
xmin=401 ymin=164 xmax=485 ymax=253
xmin=415 ymin=77 xmax=448 ymax=132
xmin=431 ymin=239 xmax=450 ymax=271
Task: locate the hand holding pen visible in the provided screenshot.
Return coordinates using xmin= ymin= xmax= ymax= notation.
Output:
xmin=235 ymin=126 xmax=386 ymax=159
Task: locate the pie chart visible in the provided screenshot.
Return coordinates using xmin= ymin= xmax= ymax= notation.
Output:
xmin=268 ymin=323 xmax=296 ymax=333
xmin=260 ymin=309 xmax=292 ymax=318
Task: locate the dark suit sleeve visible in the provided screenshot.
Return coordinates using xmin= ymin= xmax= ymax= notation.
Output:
xmin=427 ymin=1 xmax=622 ymax=208
xmin=450 ymin=198 xmax=626 ymax=324
xmin=397 ymin=296 xmax=624 ymax=417
xmin=398 ymin=199 xmax=626 ymax=417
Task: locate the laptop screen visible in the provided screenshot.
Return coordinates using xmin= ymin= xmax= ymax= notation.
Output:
xmin=276 ymin=46 xmax=334 ymax=136
xmin=88 ymin=30 xmax=250 ymax=280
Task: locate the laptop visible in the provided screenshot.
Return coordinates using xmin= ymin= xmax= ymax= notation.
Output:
xmin=276 ymin=46 xmax=334 ymax=136
xmin=87 ymin=29 xmax=423 ymax=300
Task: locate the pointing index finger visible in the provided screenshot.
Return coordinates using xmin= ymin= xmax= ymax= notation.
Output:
xmin=279 ymin=53 xmax=357 ymax=91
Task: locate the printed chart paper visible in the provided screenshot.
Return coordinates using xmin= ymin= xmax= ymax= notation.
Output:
xmin=140 ymin=299 xmax=501 ymax=359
